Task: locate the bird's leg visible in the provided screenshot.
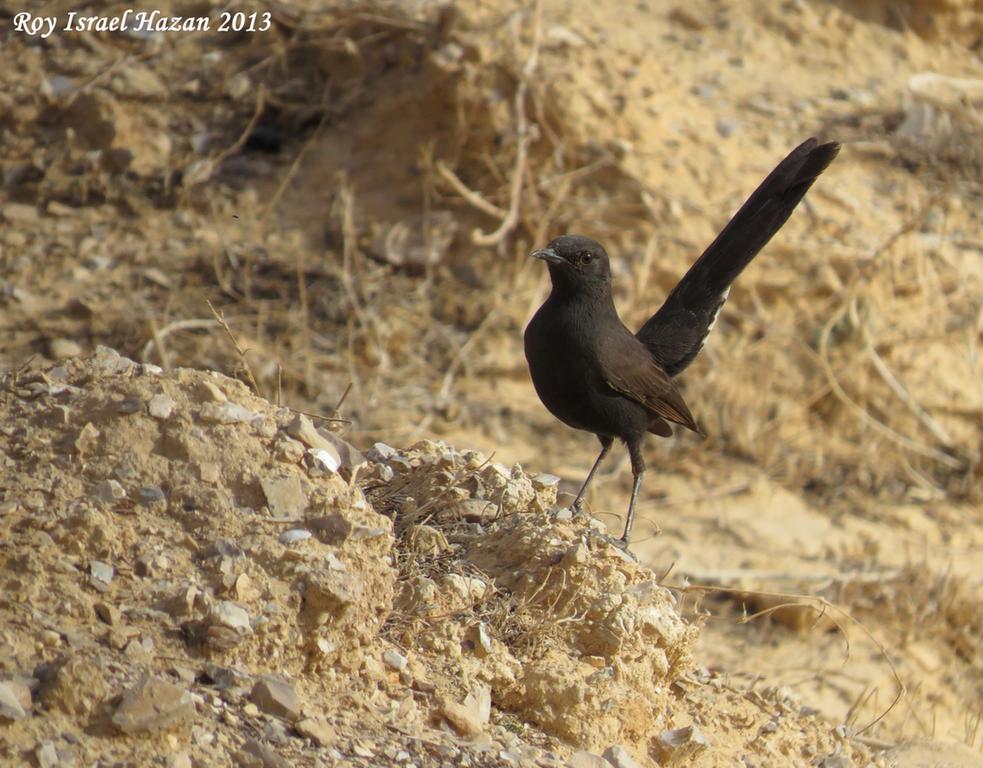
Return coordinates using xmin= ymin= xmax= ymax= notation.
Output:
xmin=572 ymin=436 xmax=613 ymax=513
xmin=620 ymin=440 xmax=646 ymax=545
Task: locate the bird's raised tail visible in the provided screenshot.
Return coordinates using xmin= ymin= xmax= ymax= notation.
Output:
xmin=637 ymin=138 xmax=840 ymax=376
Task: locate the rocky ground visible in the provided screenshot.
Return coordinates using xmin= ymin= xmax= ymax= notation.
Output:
xmin=0 ymin=349 xmax=878 ymax=767
xmin=1 ymin=1 xmax=981 ymax=767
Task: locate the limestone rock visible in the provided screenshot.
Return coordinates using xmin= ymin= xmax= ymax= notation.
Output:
xmin=295 ymin=716 xmax=337 ymax=746
xmin=112 ymin=675 xmax=194 ymax=734
xmin=38 ymin=655 xmax=108 ymax=717
xmin=251 ymin=676 xmax=300 ymax=722
xmin=0 ymin=680 xmax=29 ymax=721
xmin=438 ymin=696 xmax=483 ymax=737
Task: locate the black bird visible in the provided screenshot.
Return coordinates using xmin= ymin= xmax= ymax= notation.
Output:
xmin=524 ymin=138 xmax=839 ymax=546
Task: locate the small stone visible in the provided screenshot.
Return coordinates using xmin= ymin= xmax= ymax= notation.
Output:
xmin=200 ymin=401 xmax=256 ymax=424
xmin=668 ymin=6 xmax=704 ymax=30
xmin=438 ymin=696 xmax=483 ymax=737
xmin=197 ymin=380 xmax=227 ymax=403
xmin=715 ymin=117 xmax=740 ymax=138
xmin=302 ymin=570 xmax=363 ymax=617
xmin=74 ymin=423 xmax=100 ymax=453
xmin=296 ymin=716 xmax=337 ymax=746
xmin=312 ymin=429 xmax=365 ymax=480
xmin=112 ymin=675 xmax=194 ymax=734
xmin=234 ymin=573 xmax=260 ymax=602
xmin=308 ymin=515 xmax=352 ymax=544
xmin=0 ymin=681 xmax=28 ymax=721
xmin=251 ymin=676 xmax=300 ymax=721
xmin=41 ymin=75 xmax=75 ymax=99
xmin=134 ymin=553 xmax=165 ymax=577
xmin=210 ymin=601 xmax=251 ymax=633
xmin=546 ymin=25 xmax=587 ymax=48
xmin=95 ymin=601 xmax=120 ymax=626
xmin=261 ymin=476 xmax=307 ymax=518
xmin=349 ymin=523 xmax=388 ymax=541
xmin=38 ymin=656 xmax=107 ymax=716
xmin=278 ymin=528 xmax=311 ymax=545
xmin=274 ymin=436 xmax=305 ymax=463
xmin=226 ymin=73 xmax=252 ymax=100
xmin=4 ymin=679 xmax=31 ymax=711
xmin=148 ymin=393 xmax=176 ymax=419
xmin=603 ymin=745 xmax=642 ymax=768
xmin=451 ymin=499 xmax=499 ymax=523
xmin=307 ymin=447 xmax=340 ymax=474
xmin=199 ymin=462 xmax=220 ymax=483
xmin=473 ymin=622 xmax=494 ymax=656
xmin=1 ymin=202 xmax=39 ymax=222
xmin=569 ymin=751 xmax=613 ymax=768
xmin=817 ymin=757 xmax=852 ymax=768
xmin=117 ymin=397 xmax=143 ymax=414
xmin=112 ymin=65 xmax=167 ymax=98
xmin=252 ymin=417 xmax=277 ymax=438
xmin=238 ymin=738 xmax=290 ymax=768
xmin=35 ymin=742 xmax=59 ymax=768
xmin=532 ymin=473 xmax=560 ymax=490
xmin=692 ymin=83 xmax=718 ymax=100
xmin=286 ymin=415 xmax=341 ymax=471
xmin=124 ymin=637 xmax=151 ymax=659
xmin=95 ymin=480 xmax=126 ymax=503
xmin=352 ymin=740 xmax=375 ymax=758
xmin=383 ymin=649 xmax=408 ymax=671
xmin=565 ymin=540 xmax=590 ymax=565
xmin=89 ymin=560 xmax=114 ymax=584
xmin=464 ymin=685 xmax=491 ymax=727
xmin=166 ymin=752 xmax=192 ymax=768
xmin=47 ymin=338 xmax=82 ymax=359
xmin=171 ymin=666 xmax=196 ymax=684
xmin=366 ymin=442 xmax=397 ymax=462
xmin=442 ymin=573 xmax=488 ymax=603
xmin=139 ymin=486 xmax=166 ymax=504
xmin=91 ymin=346 xmax=137 ymax=374
xmin=655 ymin=725 xmax=709 ymax=763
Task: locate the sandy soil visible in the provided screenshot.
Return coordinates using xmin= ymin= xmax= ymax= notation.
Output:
xmin=1 ymin=1 xmax=981 ymax=766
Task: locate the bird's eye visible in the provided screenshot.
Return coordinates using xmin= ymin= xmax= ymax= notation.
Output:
xmin=581 ymin=252 xmax=593 ymax=264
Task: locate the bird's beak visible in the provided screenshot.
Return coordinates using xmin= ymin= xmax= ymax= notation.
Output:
xmin=531 ymin=248 xmax=563 ymax=265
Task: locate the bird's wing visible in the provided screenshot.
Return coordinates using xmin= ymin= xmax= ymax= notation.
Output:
xmin=637 ymin=138 xmax=840 ymax=376
xmin=597 ymin=332 xmax=701 ymax=434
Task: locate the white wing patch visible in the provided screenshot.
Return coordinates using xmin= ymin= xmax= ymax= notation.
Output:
xmin=698 ymin=286 xmax=730 ymax=351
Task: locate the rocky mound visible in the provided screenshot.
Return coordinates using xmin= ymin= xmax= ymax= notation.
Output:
xmin=0 ymin=350 xmax=880 ymax=766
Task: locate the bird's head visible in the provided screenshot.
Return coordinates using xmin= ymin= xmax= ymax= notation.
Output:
xmin=531 ymin=235 xmax=611 ymax=295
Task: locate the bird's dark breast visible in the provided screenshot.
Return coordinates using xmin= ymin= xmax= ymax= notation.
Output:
xmin=524 ymin=303 xmax=651 ymax=439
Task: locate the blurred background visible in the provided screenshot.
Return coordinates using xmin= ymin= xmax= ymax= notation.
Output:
xmin=1 ymin=0 xmax=981 ymax=751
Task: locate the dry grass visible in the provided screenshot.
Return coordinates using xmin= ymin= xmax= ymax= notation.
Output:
xmin=679 ymin=559 xmax=983 ymax=747
xmin=834 ymin=563 xmax=983 ymax=747
xmin=836 ymin=563 xmax=983 ymax=675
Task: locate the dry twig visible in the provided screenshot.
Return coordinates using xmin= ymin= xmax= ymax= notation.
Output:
xmin=472 ymin=0 xmax=542 ymax=246
xmin=206 ymin=300 xmax=262 ymax=395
